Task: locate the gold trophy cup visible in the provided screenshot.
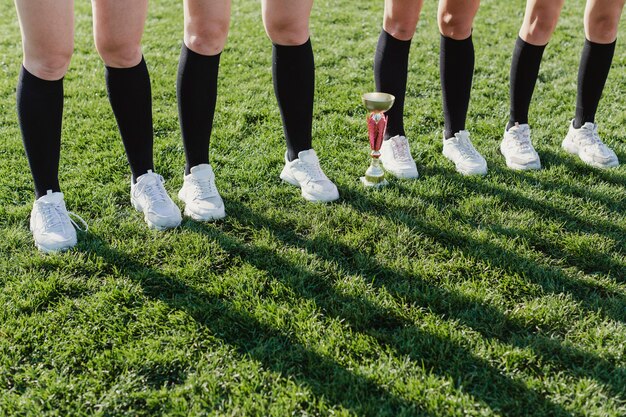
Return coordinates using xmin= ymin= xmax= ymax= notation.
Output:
xmin=361 ymin=92 xmax=395 ymax=187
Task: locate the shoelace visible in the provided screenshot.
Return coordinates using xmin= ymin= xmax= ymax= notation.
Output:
xmin=142 ymin=175 xmax=169 ymax=204
xmin=68 ymin=212 xmax=89 ymax=232
xmin=40 ymin=203 xmax=63 ymax=231
xmin=456 ymin=135 xmax=480 ymax=160
xmin=509 ymin=126 xmax=533 ymax=152
xmin=302 ymin=160 xmax=327 ymax=182
xmin=41 ymin=202 xmax=88 ymax=232
xmin=191 ymin=177 xmax=217 ymax=200
xmin=392 ymin=138 xmax=412 ymax=162
xmin=577 ymin=125 xmax=604 ymax=149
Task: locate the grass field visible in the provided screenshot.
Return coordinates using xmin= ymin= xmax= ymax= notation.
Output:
xmin=1 ymin=0 xmax=625 ymax=415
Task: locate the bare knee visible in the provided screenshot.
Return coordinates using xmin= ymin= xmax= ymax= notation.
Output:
xmin=95 ymin=37 xmax=143 ymax=68
xmin=24 ymin=48 xmax=73 ymax=80
xmin=521 ymin=9 xmax=560 ymax=44
xmin=265 ymin=20 xmax=309 ymax=46
xmin=185 ymin=18 xmax=230 ymax=55
xmin=383 ymin=15 xmax=419 ymax=41
xmin=586 ymin=12 xmax=620 ymax=43
xmin=438 ymin=11 xmax=473 ymax=40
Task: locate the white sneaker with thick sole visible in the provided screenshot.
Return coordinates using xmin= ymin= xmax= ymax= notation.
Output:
xmin=178 ymin=164 xmax=225 ymax=221
xmin=280 ymin=149 xmax=339 ymax=202
xmin=131 ymin=170 xmax=182 ymax=230
xmin=442 ymin=130 xmax=488 ymax=176
xmin=379 ymin=135 xmax=419 ymax=179
xmin=500 ymin=123 xmax=541 ymax=171
xmin=562 ymin=121 xmax=619 ymax=168
xmin=30 ymin=190 xmax=87 ymax=253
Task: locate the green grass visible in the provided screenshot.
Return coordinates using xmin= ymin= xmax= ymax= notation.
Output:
xmin=1 ymin=0 xmax=625 ymax=415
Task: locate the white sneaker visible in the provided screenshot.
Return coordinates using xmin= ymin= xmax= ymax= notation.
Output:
xmin=379 ymin=135 xmax=419 ymax=179
xmin=562 ymin=121 xmax=619 ymax=168
xmin=178 ymin=164 xmax=225 ymax=221
xmin=500 ymin=123 xmax=541 ymax=170
xmin=442 ymin=130 xmax=488 ymax=176
xmin=30 ymin=190 xmax=86 ymax=253
xmin=131 ymin=170 xmax=182 ymax=230
xmin=280 ymin=149 xmax=339 ymax=202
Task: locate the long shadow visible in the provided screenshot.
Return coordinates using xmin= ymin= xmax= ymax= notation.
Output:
xmin=340 ymin=184 xmax=626 ymax=313
xmin=69 ymin=234 xmax=429 ymax=417
xmin=218 ymin=200 xmax=625 ymax=402
xmin=424 ymin=165 xmax=626 ymax=244
xmin=486 ymin=222 xmax=624 ymax=279
xmin=182 ymin=218 xmax=574 ymax=417
xmin=403 ymin=168 xmax=626 ymax=278
xmin=29 ymin=185 xmax=622 ymax=414
xmin=392 ymin=173 xmax=626 ymax=278
xmin=512 ymin=151 xmax=625 ymax=214
xmin=540 ymin=147 xmax=626 ymax=189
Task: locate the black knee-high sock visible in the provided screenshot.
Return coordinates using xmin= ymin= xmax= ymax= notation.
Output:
xmin=508 ymin=36 xmax=546 ymax=130
xmin=16 ymin=67 xmax=63 ymax=199
xmin=374 ymin=29 xmax=412 ymax=140
xmin=440 ymin=34 xmax=474 ymax=139
xmin=272 ymin=39 xmax=314 ymax=162
xmin=573 ymin=39 xmax=616 ymax=128
xmin=105 ymin=57 xmax=154 ymax=183
xmin=177 ymin=44 xmax=221 ymax=175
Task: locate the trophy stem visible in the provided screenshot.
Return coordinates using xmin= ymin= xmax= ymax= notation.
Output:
xmin=361 ymin=92 xmax=394 ymax=188
xmin=361 ymin=155 xmax=387 ymax=187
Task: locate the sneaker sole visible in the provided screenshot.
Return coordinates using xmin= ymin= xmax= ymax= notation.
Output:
xmin=183 ymin=206 xmax=226 ymax=222
xmin=384 ymin=169 xmax=419 ymax=179
xmin=442 ymin=148 xmax=488 ymax=176
xmin=379 ymin=157 xmax=420 ymax=179
xmin=457 ymin=166 xmax=487 ymax=176
xmin=30 ymin=224 xmax=77 ymax=253
xmin=443 ymin=154 xmax=487 ymax=176
xmin=500 ymin=146 xmax=541 ymax=171
xmin=562 ymin=137 xmax=619 ymax=169
xmin=505 ymin=160 xmax=541 ymax=171
xmin=131 ymin=197 xmax=181 ymax=231
xmin=380 ymin=162 xmax=419 ymax=179
xmin=280 ymin=168 xmax=339 ymax=203
xmin=178 ymin=189 xmax=226 ymax=222
xmin=34 ymin=241 xmax=76 ymax=254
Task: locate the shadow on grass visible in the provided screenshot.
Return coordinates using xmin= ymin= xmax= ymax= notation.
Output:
xmin=35 ymin=155 xmax=622 ymax=415
xmin=346 ymin=180 xmax=625 ymax=312
xmin=185 ymin=217 xmax=578 ymax=417
xmin=53 ymin=221 xmax=577 ymax=416
xmin=216 ymin=200 xmax=624 ymax=403
xmin=532 ymin=149 xmax=625 ymax=213
xmin=71 ymin=234 xmax=426 ymax=417
xmin=540 ymin=148 xmax=626 ymax=189
xmin=411 ymin=165 xmax=625 ymax=279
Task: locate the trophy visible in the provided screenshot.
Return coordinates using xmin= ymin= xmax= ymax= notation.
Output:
xmin=360 ymin=92 xmax=395 ymax=187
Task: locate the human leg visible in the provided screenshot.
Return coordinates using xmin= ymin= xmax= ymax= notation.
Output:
xmin=562 ymin=0 xmax=624 ymax=168
xmin=176 ymin=0 xmax=230 ymax=221
xmin=263 ymin=0 xmax=338 ymax=202
xmin=93 ymin=0 xmax=181 ymax=229
xmin=15 ymin=0 xmax=74 ymax=198
xmin=93 ymin=0 xmax=153 ymax=182
xmin=15 ymin=0 xmax=84 ymax=251
xmin=438 ymin=0 xmax=486 ymax=175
